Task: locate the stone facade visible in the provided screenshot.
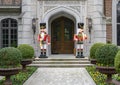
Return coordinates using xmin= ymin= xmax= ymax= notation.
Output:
xmin=0 ymin=0 xmax=116 ymax=57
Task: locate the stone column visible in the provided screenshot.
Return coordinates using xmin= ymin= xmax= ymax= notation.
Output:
xmin=86 ymin=0 xmax=105 ymax=57
xmin=93 ymin=0 xmax=106 ymax=43
xmin=87 ymin=0 xmax=95 ymax=57
xmin=18 ymin=0 xmax=32 ymax=45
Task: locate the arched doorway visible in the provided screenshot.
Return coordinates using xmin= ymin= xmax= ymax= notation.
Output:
xmin=51 ymin=16 xmax=74 ymax=54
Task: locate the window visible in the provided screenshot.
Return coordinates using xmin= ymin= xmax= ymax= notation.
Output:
xmin=117 ymin=1 xmax=120 ymax=45
xmin=1 ymin=18 xmax=18 ymax=48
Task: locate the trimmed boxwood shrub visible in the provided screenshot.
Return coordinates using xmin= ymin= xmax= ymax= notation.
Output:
xmin=115 ymin=51 xmax=120 ymax=73
xmin=90 ymin=43 xmax=105 ymax=59
xmin=95 ymin=44 xmax=119 ymax=66
xmin=0 ymin=47 xmax=22 ymax=68
xmin=17 ymin=44 xmax=34 ymax=59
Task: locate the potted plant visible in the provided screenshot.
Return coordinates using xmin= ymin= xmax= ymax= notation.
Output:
xmin=95 ymin=44 xmax=119 ymax=84
xmin=17 ymin=44 xmax=34 ymax=71
xmin=0 ymin=47 xmax=22 ymax=85
xmin=90 ymin=42 xmax=105 ymax=64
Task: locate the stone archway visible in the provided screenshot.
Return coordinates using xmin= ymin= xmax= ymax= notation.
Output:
xmin=42 ymin=6 xmax=82 ymax=55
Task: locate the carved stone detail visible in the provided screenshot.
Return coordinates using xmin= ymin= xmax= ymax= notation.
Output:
xmin=70 ymin=6 xmax=81 ymax=13
xmin=38 ymin=0 xmax=86 ymax=20
xmin=44 ymin=0 xmax=80 ymax=5
xmin=44 ymin=6 xmax=56 ymax=13
xmin=39 ymin=0 xmax=85 ymax=18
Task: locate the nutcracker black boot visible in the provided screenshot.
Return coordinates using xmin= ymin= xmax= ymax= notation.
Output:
xmin=76 ymin=49 xmax=81 ymax=58
xmin=80 ymin=49 xmax=84 ymax=58
xmin=43 ymin=49 xmax=48 ymax=58
xmin=39 ymin=49 xmax=44 ymax=58
xmin=43 ymin=52 xmax=48 ymax=58
xmin=39 ymin=52 xmax=44 ymax=58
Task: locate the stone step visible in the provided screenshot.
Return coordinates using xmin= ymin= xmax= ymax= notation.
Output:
xmin=30 ymin=57 xmax=93 ymax=68
xmin=32 ymin=61 xmax=91 ymax=64
xmin=28 ymin=64 xmax=93 ymax=68
xmin=34 ymin=58 xmax=89 ymax=61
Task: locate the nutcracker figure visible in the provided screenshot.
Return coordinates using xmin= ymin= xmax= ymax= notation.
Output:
xmin=74 ymin=23 xmax=87 ymax=58
xmin=37 ymin=23 xmax=50 ymax=58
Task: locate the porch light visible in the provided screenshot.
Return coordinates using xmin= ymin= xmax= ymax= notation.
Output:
xmin=87 ymin=18 xmax=92 ymax=43
xmin=32 ymin=18 xmax=37 ymax=35
xmin=87 ymin=18 xmax=92 ymax=33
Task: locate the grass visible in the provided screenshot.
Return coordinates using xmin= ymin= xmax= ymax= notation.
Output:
xmin=86 ymin=66 xmax=120 ymax=85
xmin=0 ymin=66 xmax=37 ymax=85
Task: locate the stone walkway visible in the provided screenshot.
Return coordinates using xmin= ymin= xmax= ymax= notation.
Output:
xmin=23 ymin=68 xmax=96 ymax=85
xmin=0 ymin=76 xmax=4 ymax=80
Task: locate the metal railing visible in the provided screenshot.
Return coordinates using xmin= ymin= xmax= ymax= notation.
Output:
xmin=0 ymin=0 xmax=21 ymax=6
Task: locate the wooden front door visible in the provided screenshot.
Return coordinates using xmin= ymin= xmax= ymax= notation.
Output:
xmin=51 ymin=17 xmax=74 ymax=54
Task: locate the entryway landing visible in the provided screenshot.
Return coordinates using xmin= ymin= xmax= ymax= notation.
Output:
xmin=29 ymin=55 xmax=92 ymax=68
xmin=48 ymin=54 xmax=88 ymax=59
xmin=36 ymin=54 xmax=88 ymax=59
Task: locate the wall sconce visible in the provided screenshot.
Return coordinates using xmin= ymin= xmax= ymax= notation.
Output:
xmin=32 ymin=18 xmax=37 ymax=35
xmin=87 ymin=18 xmax=92 ymax=33
xmin=87 ymin=18 xmax=92 ymax=43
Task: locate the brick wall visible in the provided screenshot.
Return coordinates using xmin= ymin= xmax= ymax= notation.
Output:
xmin=104 ymin=0 xmax=112 ymax=43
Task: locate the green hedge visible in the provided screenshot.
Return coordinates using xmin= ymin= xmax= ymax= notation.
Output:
xmin=95 ymin=44 xmax=119 ymax=66
xmin=90 ymin=43 xmax=105 ymax=59
xmin=17 ymin=44 xmax=34 ymax=59
xmin=115 ymin=50 xmax=120 ymax=73
xmin=0 ymin=47 xmax=22 ymax=68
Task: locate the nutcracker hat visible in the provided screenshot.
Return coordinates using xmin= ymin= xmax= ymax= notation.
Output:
xmin=78 ymin=23 xmax=84 ymax=29
xmin=40 ymin=23 xmax=46 ymax=29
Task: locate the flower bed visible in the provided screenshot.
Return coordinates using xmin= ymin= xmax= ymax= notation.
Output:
xmin=0 ymin=67 xmax=37 ymax=85
xmin=86 ymin=66 xmax=120 ymax=85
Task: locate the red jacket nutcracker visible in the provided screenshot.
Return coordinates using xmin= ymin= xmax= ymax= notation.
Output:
xmin=74 ymin=23 xmax=87 ymax=58
xmin=37 ymin=23 xmax=50 ymax=58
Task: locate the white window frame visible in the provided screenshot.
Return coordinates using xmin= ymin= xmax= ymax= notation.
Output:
xmin=112 ymin=0 xmax=120 ymax=45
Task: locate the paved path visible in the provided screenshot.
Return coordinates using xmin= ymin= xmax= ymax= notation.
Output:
xmin=0 ymin=76 xmax=4 ymax=80
xmin=23 ymin=68 xmax=96 ymax=85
